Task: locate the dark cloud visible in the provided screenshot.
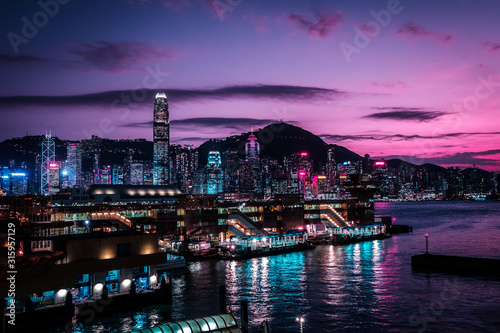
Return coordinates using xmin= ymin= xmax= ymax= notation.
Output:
xmin=380 ymin=149 xmax=500 ymax=167
xmin=356 ymin=23 xmax=378 ymax=37
xmin=319 ymin=132 xmax=500 ymax=142
xmin=122 ymin=117 xmax=280 ymax=129
xmin=364 ymin=107 xmax=447 ymax=121
xmin=398 ymin=21 xmax=452 ymax=42
xmin=484 ymin=41 xmax=500 ymax=52
xmin=289 ymin=10 xmax=344 ymax=39
xmin=174 ymin=136 xmax=212 ymax=142
xmin=69 ymin=40 xmax=179 ymax=73
xmin=0 ymin=53 xmax=49 ymax=64
xmin=0 ymin=85 xmax=344 ymax=108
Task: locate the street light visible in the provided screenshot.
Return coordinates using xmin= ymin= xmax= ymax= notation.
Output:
xmin=296 ymin=314 xmax=305 ymax=333
xmin=425 ymin=233 xmax=429 ymax=254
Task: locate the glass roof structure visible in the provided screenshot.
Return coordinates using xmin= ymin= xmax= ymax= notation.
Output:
xmin=129 ymin=313 xmax=242 ymax=333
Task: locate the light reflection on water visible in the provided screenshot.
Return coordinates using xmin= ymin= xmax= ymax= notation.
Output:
xmin=40 ymin=201 xmax=500 ymax=332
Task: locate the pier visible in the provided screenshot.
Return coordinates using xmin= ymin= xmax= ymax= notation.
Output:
xmin=411 ymin=254 xmax=500 ymax=276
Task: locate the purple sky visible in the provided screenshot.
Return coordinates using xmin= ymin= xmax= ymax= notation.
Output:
xmin=1 ymin=0 xmax=500 ymax=171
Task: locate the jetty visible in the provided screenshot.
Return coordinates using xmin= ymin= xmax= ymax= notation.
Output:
xmin=411 ymin=253 xmax=500 ymax=276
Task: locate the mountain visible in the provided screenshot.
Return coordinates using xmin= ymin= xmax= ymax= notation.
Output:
xmin=386 ymin=159 xmax=447 ymax=174
xmin=386 ymin=158 xmax=450 ymax=176
xmin=462 ymin=167 xmax=492 ymax=180
xmin=197 ymin=122 xmax=363 ymax=170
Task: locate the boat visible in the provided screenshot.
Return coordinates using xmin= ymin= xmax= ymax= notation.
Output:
xmin=156 ymin=253 xmax=186 ymax=271
xmin=218 ymin=231 xmax=315 ymax=259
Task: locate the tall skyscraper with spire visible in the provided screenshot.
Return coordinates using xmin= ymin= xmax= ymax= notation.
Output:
xmin=41 ymin=133 xmax=55 ymax=195
xmin=153 ymin=93 xmax=170 ymax=185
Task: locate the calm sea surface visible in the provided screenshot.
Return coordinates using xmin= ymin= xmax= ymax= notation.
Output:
xmin=42 ymin=201 xmax=500 ymax=332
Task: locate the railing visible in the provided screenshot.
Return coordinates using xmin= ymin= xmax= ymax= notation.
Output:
xmin=228 ymin=209 xmax=268 ymax=236
xmin=319 ymin=205 xmax=351 ymax=228
xmin=90 ymin=212 xmax=132 ymax=229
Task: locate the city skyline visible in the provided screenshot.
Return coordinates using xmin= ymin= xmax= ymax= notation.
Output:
xmin=1 ymin=0 xmax=500 ymax=172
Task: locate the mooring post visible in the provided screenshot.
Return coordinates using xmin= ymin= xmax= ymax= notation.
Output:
xmin=129 ymin=280 xmax=137 ymax=308
xmin=65 ymin=291 xmax=74 ymax=320
xmin=241 ymin=300 xmax=248 ymax=333
xmin=25 ymin=297 xmax=33 ymax=330
xmin=167 ymin=274 xmax=173 ymax=304
xmin=219 ymin=285 xmax=227 ymax=314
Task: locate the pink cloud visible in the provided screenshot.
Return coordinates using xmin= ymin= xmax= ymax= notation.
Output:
xmin=289 ymin=10 xmax=344 ymax=39
xmin=398 ymin=21 xmax=453 ymax=43
xmin=371 ymin=81 xmax=409 ymax=89
xmin=484 ymin=41 xmax=500 ymax=53
xmin=252 ymin=14 xmax=269 ymax=32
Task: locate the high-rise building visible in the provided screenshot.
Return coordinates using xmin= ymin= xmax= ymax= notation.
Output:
xmin=130 ymin=162 xmax=144 ymax=185
xmin=97 ymin=165 xmax=112 ymax=184
xmin=206 ymin=151 xmax=223 ymax=194
xmin=153 ymin=93 xmax=170 ymax=185
xmin=244 ymin=131 xmax=262 ymax=193
xmin=66 ymin=143 xmax=82 ymax=188
xmin=223 ymin=149 xmax=239 ymax=193
xmin=93 ymin=153 xmax=100 ymax=184
xmin=363 ymin=154 xmax=372 ymax=175
xmin=0 ymin=168 xmax=28 ymax=196
xmin=112 ymin=165 xmax=122 ymax=184
xmin=245 ymin=131 xmax=260 ymax=163
xmin=326 ymin=146 xmax=336 ymax=189
xmin=48 ymin=162 xmax=60 ymax=195
xmin=170 ymin=144 xmax=198 ymax=193
xmin=41 ymin=133 xmax=55 ymax=195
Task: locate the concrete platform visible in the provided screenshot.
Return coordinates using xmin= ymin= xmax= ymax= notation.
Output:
xmin=411 ymin=253 xmax=500 ymax=276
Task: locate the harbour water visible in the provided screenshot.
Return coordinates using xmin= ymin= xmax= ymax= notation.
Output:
xmin=42 ymin=201 xmax=500 ymax=332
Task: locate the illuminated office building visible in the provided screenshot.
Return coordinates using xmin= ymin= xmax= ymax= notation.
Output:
xmin=48 ymin=163 xmax=60 ymax=195
xmin=153 ymin=93 xmax=170 ymax=185
xmin=206 ymin=151 xmax=223 ymax=194
xmin=66 ymin=142 xmax=82 ymax=188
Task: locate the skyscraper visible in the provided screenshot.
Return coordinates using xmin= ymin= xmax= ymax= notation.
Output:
xmin=48 ymin=162 xmax=60 ymax=195
xmin=206 ymin=151 xmax=223 ymax=194
xmin=93 ymin=153 xmax=100 ymax=184
xmin=245 ymin=131 xmax=260 ymax=163
xmin=243 ymin=131 xmax=262 ymax=193
xmin=66 ymin=143 xmax=82 ymax=188
xmin=130 ymin=162 xmax=144 ymax=185
xmin=41 ymin=133 xmax=55 ymax=195
xmin=153 ymin=93 xmax=170 ymax=185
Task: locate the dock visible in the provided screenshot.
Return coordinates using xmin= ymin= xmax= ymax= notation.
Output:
xmin=411 ymin=253 xmax=500 ymax=276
